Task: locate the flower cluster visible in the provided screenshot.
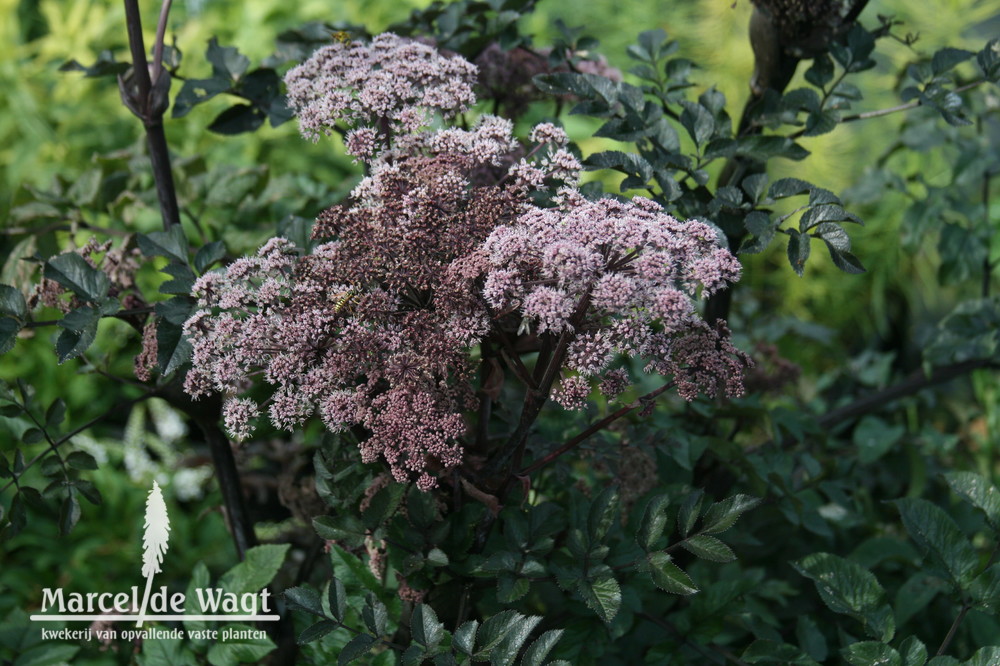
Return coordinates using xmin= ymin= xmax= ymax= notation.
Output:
xmin=284 ymin=32 xmax=477 ymax=146
xmin=185 ymin=33 xmax=749 ymax=489
xmin=483 ymin=190 xmax=748 ymax=404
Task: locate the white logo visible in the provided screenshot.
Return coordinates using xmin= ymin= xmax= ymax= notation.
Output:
xmin=30 ymin=481 xmax=279 ymax=628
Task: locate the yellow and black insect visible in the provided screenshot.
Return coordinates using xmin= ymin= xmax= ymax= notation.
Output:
xmin=331 ymin=31 xmax=353 ymax=45
xmin=328 ymin=287 xmax=360 ymax=315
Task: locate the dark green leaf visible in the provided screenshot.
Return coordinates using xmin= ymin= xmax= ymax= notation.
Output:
xmin=66 ymin=451 xmax=97 ymax=470
xmin=637 ymin=494 xmax=670 ymax=551
xmin=194 ymin=242 xmax=226 ymax=274
xmin=283 ymin=586 xmax=324 ymax=617
xmin=944 ymin=471 xmax=1000 ymax=531
xmin=678 ymin=489 xmax=704 ymax=538
xmin=362 ymin=594 xmax=388 ymax=637
xmin=977 ymin=39 xmax=1000 ymax=81
xmin=842 ymin=642 xmax=901 ymax=666
xmin=681 ymin=534 xmax=736 ymax=562
xmin=853 ymin=416 xmax=904 ymax=464
xmin=411 ymin=603 xmax=444 ymax=650
xmin=453 ymin=620 xmax=478 ymax=656
xmin=314 ymin=514 xmax=367 ymax=548
xmin=741 ymin=211 xmax=775 ymax=254
xmin=679 ymin=100 xmax=714 ymax=146
xmin=520 ymin=629 xmax=563 ymax=666
xmin=647 ymin=552 xmax=698 ymax=595
xmin=793 ymin=552 xmax=894 ymax=641
xmin=45 ymin=253 xmax=110 ymax=302
xmin=490 ymin=614 xmax=541 ymax=666
xmin=796 ymin=615 xmax=828 ymax=662
xmin=742 ymin=174 xmax=768 ymax=203
xmin=733 ymin=136 xmax=809 ymax=161
xmin=59 ymin=492 xmax=81 ymax=535
xmin=965 ymin=647 xmax=1000 ymax=666
xmin=769 ymin=178 xmax=813 ymax=199
xmin=899 ymin=636 xmax=927 ymax=666
xmin=338 ymin=633 xmax=376 ymax=665
xmin=804 ymin=110 xmax=840 ymax=136
xmin=787 ymin=229 xmax=811 ymax=277
xmin=56 ymin=311 xmax=99 ymax=363
xmin=741 ymin=639 xmax=821 ymax=665
xmin=298 ymin=619 xmax=337 ymax=644
xmin=21 ymin=427 xmax=44 ymax=444
xmin=702 ymin=494 xmax=761 ymax=534
xmin=328 ymin=577 xmax=347 ymax=622
xmin=73 ymin=479 xmax=102 ymax=505
xmin=209 ymin=104 xmax=267 ymax=135
xmin=931 ymin=48 xmax=975 ymax=75
xmin=362 ymin=481 xmax=406 ymax=531
xmin=173 ymin=76 xmax=232 ymax=118
xmin=497 ymin=575 xmax=529 ymax=603
xmin=476 ymin=610 xmax=521 ymax=655
xmin=206 ymin=37 xmax=250 ymax=80
xmin=137 ymin=226 xmax=188 ymax=264
xmin=160 ymin=262 xmax=196 ymax=295
xmin=587 ymin=485 xmax=618 ymax=543
xmin=45 ymin=398 xmax=66 ymax=428
xmin=0 ymin=285 xmax=27 ymax=321
xmin=892 ymin=498 xmax=979 ymax=588
xmin=0 ymin=317 xmax=20 ymax=355
xmin=156 ymin=317 xmax=192 ymax=376
xmin=805 ymin=54 xmax=834 ymax=88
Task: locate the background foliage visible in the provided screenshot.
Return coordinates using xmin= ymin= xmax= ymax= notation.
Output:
xmin=1 ymin=0 xmax=998 ymax=664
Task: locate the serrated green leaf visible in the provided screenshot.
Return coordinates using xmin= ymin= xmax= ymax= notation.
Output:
xmin=853 ymin=416 xmax=905 ymax=464
xmin=964 ymin=647 xmax=1000 ymax=666
xmin=491 ymin=614 xmax=541 ymax=666
xmin=647 ymin=552 xmax=698 ymax=595
xmin=0 ymin=285 xmax=27 ymax=321
xmin=362 ymin=594 xmax=388 ymax=637
xmin=156 ymin=317 xmax=192 ymax=376
xmin=328 ymin=577 xmax=346 ymax=622
xmin=194 ymin=242 xmax=227 ymax=274
xmin=796 ymin=615 xmax=828 ymax=662
xmin=520 ymin=629 xmax=563 ymax=666
xmin=498 ymin=574 xmax=530 ymax=603
xmin=283 ymin=586 xmax=324 ymax=617
xmin=893 ymin=498 xmax=979 ymax=589
xmin=44 ymin=398 xmax=66 ymax=428
xmin=219 ymin=544 xmax=288 ymax=595
xmin=678 ymin=489 xmax=704 ymax=538
xmin=45 ymin=253 xmax=110 ymax=302
xmin=314 ymin=515 xmax=367 ymax=548
xmin=637 ymin=494 xmax=670 ymax=551
xmin=476 ymin=610 xmax=521 ymax=655
xmin=338 ymin=633 xmax=376 ymax=665
xmin=842 ymin=641 xmax=901 ymax=666
xmin=793 ymin=552 xmax=894 ymax=641
xmin=899 ymin=636 xmax=927 ymax=666
xmin=787 ymin=229 xmax=811 ymax=277
xmin=741 ymin=639 xmax=821 ymax=665
xmin=411 ymin=603 xmax=444 ymax=650
xmin=137 ymin=226 xmax=188 ymax=264
xmin=59 ymin=492 xmax=81 ymax=535
xmin=681 ymin=534 xmax=736 ymax=562
xmin=931 ymin=47 xmax=975 ymax=75
xmin=769 ymin=178 xmax=813 ymax=199
xmin=0 ymin=317 xmax=20 ymax=355
xmin=702 ymin=494 xmax=760 ymax=534
xmin=944 ymin=471 xmax=1000 ymax=531
xmin=587 ymin=485 xmax=619 ymax=543
xmin=297 ymin=619 xmax=337 ymax=644
xmin=66 ymin=451 xmax=97 ymax=470
xmin=453 ymin=620 xmax=478 ymax=656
